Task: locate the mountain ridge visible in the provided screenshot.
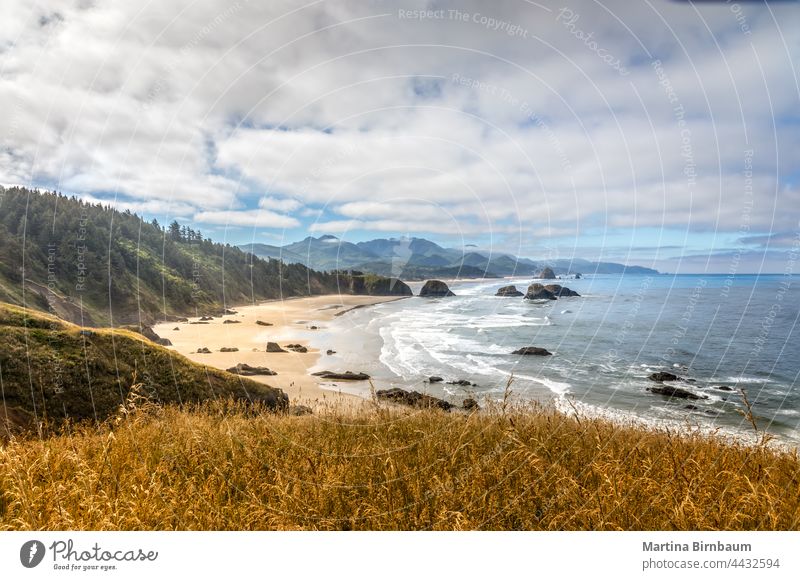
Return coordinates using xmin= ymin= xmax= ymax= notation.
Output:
xmin=241 ymin=235 xmax=660 ymax=279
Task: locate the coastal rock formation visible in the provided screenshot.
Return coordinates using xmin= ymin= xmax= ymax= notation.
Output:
xmin=524 ymin=283 xmax=580 ymax=300
xmin=538 ymin=267 xmax=557 ymax=279
xmin=376 ymin=387 xmax=454 ymax=411
xmin=524 ymin=283 xmax=557 ymax=300
xmin=312 ymin=370 xmax=371 ymax=381
xmin=122 ymin=324 xmax=172 ymax=346
xmin=256 ymin=320 xmax=273 ymax=326
xmin=266 ymin=342 xmax=287 ymax=353
xmin=716 ymin=385 xmax=734 ymax=392
xmin=649 ymin=372 xmax=679 ymax=382
xmin=326 ymin=349 xmax=336 ymax=355
xmin=137 ymin=325 xmax=161 ymax=342
xmin=495 ymin=285 xmax=524 ymax=297
xmin=220 ymin=347 xmax=239 ymax=352
xmin=286 ymin=344 xmax=308 ymax=353
xmin=447 ymin=379 xmax=476 ymax=386
xmin=575 ymin=273 xmax=582 ymax=279
xmin=428 ymin=376 xmax=444 ymax=383
xmin=226 ymin=363 xmax=277 ymax=376
xmin=347 ymin=275 xmax=413 ymax=296
xmin=463 ymin=398 xmax=480 ymax=411
xmin=543 ymin=284 xmax=580 ymax=297
xmin=512 ymin=347 xmax=552 ymax=356
xmin=199 ymin=316 xmax=214 ymax=321
xmin=237 ymin=389 xmax=289 ymax=411
xmin=419 ymin=280 xmax=455 ymax=297
xmin=223 ymin=319 xmax=241 ymax=324
xmin=380 ymin=278 xmax=414 ymax=296
xmin=196 ymin=347 xmax=211 ymax=354
xmin=647 ymin=385 xmax=708 ymax=400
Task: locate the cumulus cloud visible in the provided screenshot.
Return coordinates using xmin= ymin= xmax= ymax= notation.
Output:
xmin=1 ymin=0 xmax=798 ymax=266
xmin=258 ymin=196 xmax=302 ymax=212
xmin=194 ymin=209 xmax=299 ymax=228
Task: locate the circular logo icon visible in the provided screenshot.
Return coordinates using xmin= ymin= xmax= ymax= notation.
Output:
xmin=20 ymin=540 xmax=46 ymax=568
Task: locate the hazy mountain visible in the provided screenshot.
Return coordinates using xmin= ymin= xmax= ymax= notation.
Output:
xmin=488 ymin=255 xmax=539 ymax=275
xmin=546 ymin=258 xmax=657 ymax=275
xmin=241 ymin=235 xmax=659 ymax=279
xmin=356 ymin=237 xmax=455 ymax=259
xmin=281 ymin=235 xmax=380 ymax=270
xmin=238 ymin=243 xmax=307 ymax=265
xmin=354 ymin=261 xmax=496 ymax=280
xmin=458 ymin=252 xmax=491 ymax=268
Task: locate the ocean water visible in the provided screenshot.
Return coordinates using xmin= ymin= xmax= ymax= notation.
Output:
xmin=310 ymin=274 xmax=800 ymax=444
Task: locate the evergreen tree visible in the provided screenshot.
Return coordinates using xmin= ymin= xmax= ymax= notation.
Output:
xmin=168 ymin=220 xmax=181 ymax=241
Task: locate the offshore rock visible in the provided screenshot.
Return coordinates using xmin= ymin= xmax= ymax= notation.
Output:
xmin=419 ymin=280 xmax=455 ymax=297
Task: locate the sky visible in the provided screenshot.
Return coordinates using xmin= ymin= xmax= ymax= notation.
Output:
xmin=1 ymin=0 xmax=799 ymax=273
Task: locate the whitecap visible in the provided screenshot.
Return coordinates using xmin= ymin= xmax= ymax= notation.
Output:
xmin=725 ymin=376 xmax=771 ymax=384
xmin=498 ymin=372 xmax=571 ymax=396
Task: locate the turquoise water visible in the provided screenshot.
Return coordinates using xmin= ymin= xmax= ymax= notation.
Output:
xmin=312 ymin=274 xmax=800 ymax=444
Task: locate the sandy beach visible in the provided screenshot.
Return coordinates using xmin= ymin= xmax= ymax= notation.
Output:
xmin=153 ymin=295 xmax=406 ymax=407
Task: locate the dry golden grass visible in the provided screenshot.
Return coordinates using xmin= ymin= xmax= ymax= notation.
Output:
xmin=1 ymin=395 xmax=799 ymax=531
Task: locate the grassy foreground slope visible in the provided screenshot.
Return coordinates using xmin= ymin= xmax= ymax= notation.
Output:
xmin=1 ymin=399 xmax=798 ymax=530
xmin=0 ymin=302 xmax=286 ymax=434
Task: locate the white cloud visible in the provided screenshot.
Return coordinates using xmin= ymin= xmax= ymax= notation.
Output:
xmin=258 ymin=196 xmax=302 ymax=212
xmin=309 ymin=218 xmax=513 ymax=237
xmin=299 ymin=207 xmax=323 ymax=218
xmin=194 ymin=209 xmax=299 ymax=228
xmin=1 ymin=0 xmax=798 ymax=260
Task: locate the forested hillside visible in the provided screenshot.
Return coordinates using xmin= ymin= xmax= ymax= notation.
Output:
xmin=0 ymin=187 xmax=404 ymax=325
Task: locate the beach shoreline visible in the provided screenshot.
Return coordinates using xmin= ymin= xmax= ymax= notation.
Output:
xmin=153 ymin=294 xmax=406 ymax=407
xmin=151 ymin=280 xmax=799 ymax=451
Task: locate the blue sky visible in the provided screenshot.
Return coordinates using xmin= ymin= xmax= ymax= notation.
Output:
xmin=1 ymin=0 xmax=799 ymax=272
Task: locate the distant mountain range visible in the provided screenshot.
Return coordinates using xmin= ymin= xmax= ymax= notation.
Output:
xmin=240 ymin=236 xmax=659 ymax=279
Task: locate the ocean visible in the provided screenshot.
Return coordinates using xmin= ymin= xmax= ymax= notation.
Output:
xmin=309 ymin=274 xmax=800 ymax=444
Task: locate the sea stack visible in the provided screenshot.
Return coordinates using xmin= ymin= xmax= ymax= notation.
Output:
xmin=524 ymin=283 xmax=557 ymax=300
xmin=512 ymin=347 xmax=552 ymax=356
xmin=524 ymin=283 xmax=580 ymax=300
xmin=538 ymin=266 xmax=557 ymax=279
xmin=419 ymin=280 xmax=455 ymax=297
xmin=347 ymin=275 xmax=413 ymax=296
xmin=543 ymin=284 xmax=580 ymax=297
xmin=495 ymin=285 xmax=523 ymax=297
